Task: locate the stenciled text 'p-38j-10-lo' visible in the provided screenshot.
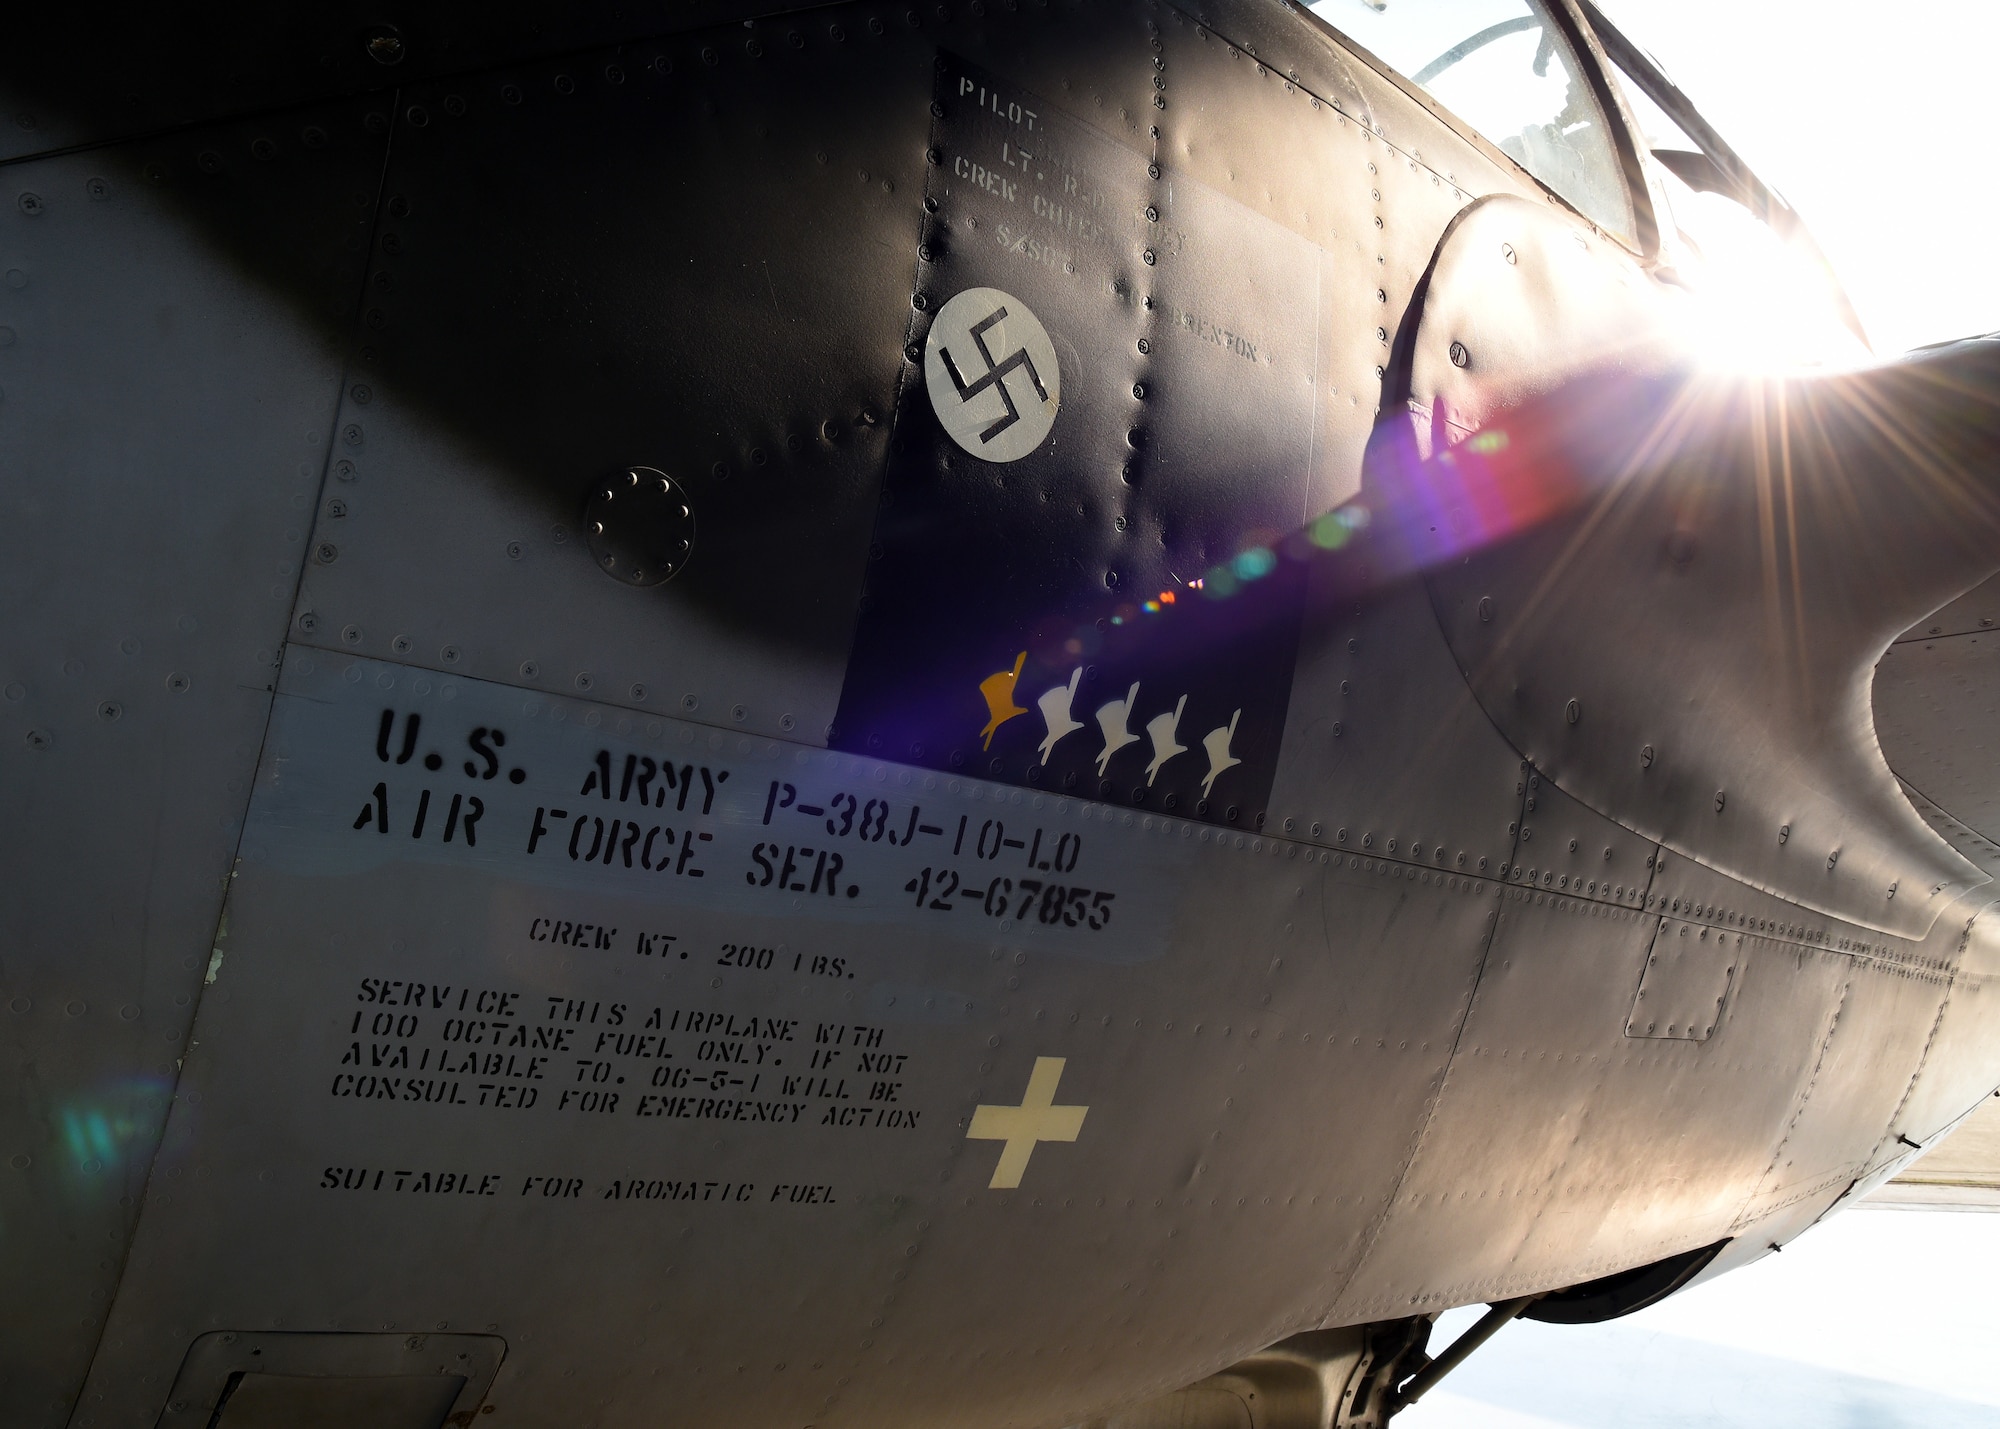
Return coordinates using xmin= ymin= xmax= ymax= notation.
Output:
xmin=6 ymin=0 xmax=2000 ymax=1426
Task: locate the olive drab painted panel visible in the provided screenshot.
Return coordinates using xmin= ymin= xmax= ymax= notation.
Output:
xmin=832 ymin=53 xmax=1318 ymax=829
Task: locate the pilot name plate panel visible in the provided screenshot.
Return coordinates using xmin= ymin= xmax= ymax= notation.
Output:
xmin=834 ymin=55 xmax=1321 ymax=832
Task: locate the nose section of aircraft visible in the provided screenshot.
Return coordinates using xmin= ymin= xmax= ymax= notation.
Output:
xmin=1409 ymin=342 xmax=2000 ymax=936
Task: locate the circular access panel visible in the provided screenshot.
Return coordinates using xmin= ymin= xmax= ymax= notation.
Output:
xmin=585 ymin=468 xmax=695 ymax=587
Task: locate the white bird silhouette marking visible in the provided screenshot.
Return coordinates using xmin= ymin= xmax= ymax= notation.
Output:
xmin=1094 ymin=683 xmax=1142 ymax=776
xmin=1036 ymin=667 xmax=1085 ymax=766
xmin=1200 ymin=709 xmax=1242 ymax=798
xmin=1144 ymin=695 xmax=1188 ymax=787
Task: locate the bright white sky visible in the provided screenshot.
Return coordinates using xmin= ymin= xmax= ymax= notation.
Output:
xmin=1311 ymin=0 xmax=1998 ymax=356
xmin=1584 ymin=1 xmax=2000 ymax=356
xmin=1400 ymin=1209 xmax=2000 ymax=1427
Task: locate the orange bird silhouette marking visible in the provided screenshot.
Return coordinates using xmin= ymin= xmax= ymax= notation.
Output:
xmin=979 ymin=651 xmax=1030 ymax=751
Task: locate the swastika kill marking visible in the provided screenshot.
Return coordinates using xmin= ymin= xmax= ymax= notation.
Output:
xmin=924 ymin=287 xmax=1061 ymax=462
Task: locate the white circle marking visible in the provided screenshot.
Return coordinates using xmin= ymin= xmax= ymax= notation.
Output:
xmin=924 ymin=286 xmax=1061 ymax=462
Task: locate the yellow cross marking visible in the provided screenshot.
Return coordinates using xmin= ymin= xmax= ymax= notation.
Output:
xmin=966 ymin=1056 xmax=1088 ymax=1189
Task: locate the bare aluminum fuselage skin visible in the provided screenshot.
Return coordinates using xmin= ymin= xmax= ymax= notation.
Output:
xmin=3 ymin=2 xmax=1999 ymax=1426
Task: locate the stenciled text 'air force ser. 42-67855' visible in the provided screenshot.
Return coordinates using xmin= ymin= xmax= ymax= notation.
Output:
xmin=8 ymin=1 xmax=2000 ymax=1425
